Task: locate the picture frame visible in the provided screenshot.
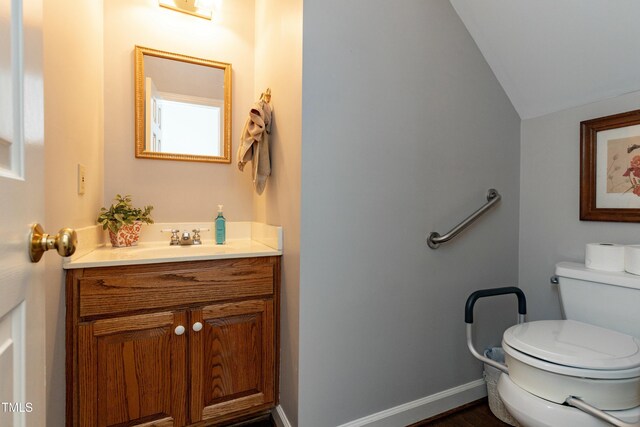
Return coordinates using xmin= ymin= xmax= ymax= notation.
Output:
xmin=580 ymin=109 xmax=640 ymax=222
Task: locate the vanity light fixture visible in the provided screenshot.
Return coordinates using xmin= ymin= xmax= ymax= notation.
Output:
xmin=159 ymin=0 xmax=213 ymax=20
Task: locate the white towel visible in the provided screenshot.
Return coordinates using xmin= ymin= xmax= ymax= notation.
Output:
xmin=237 ymin=100 xmax=272 ymax=195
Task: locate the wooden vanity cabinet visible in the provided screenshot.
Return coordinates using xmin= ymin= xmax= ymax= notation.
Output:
xmin=190 ymin=299 xmax=275 ymax=423
xmin=76 ymin=310 xmax=188 ymax=426
xmin=66 ymin=256 xmax=280 ymax=427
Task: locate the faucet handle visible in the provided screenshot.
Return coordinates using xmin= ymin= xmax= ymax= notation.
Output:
xmin=161 ymin=228 xmax=181 ymax=245
xmin=171 ymin=230 xmax=180 ymax=245
xmin=191 ymin=228 xmax=210 ymax=234
xmin=192 ymin=229 xmax=201 ymax=245
xmin=192 ymin=228 xmax=208 ymax=245
xmin=161 ymin=228 xmax=180 ymax=234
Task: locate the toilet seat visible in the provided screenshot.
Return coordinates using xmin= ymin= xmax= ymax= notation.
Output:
xmin=497 ymin=374 xmax=640 ymax=427
xmin=504 ymin=319 xmax=640 ymax=377
xmin=502 ymin=320 xmax=640 ymax=410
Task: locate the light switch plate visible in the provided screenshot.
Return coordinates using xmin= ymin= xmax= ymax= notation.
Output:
xmin=77 ymin=164 xmax=86 ymax=195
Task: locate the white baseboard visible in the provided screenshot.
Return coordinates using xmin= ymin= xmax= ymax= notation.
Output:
xmin=336 ymin=379 xmax=487 ymax=427
xmin=271 ymin=379 xmax=486 ymax=427
xmin=272 ymin=404 xmax=293 ymax=427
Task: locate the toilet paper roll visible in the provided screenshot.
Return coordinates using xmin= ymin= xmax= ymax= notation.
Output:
xmin=624 ymin=245 xmax=640 ymax=276
xmin=585 ymin=243 xmax=625 ymax=272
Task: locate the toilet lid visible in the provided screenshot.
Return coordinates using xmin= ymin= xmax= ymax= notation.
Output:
xmin=503 ymin=320 xmax=640 ymax=371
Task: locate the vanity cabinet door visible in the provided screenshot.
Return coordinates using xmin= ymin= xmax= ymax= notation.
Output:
xmin=77 ymin=311 xmax=187 ymax=427
xmin=189 ymin=299 xmax=275 ymax=424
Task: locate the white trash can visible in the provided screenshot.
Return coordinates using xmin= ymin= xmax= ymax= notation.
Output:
xmin=483 ymin=347 xmax=519 ymax=426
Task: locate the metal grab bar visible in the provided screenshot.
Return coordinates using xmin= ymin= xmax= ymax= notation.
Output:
xmin=565 ymin=396 xmax=640 ymax=427
xmin=427 ymin=189 xmax=501 ymax=249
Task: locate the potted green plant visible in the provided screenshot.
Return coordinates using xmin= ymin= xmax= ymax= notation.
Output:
xmin=97 ymin=194 xmax=154 ymax=247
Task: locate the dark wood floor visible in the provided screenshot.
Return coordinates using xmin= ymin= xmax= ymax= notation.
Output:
xmin=409 ymin=398 xmax=510 ymax=427
xmin=237 ymin=398 xmax=509 ymax=427
xmin=225 ymin=413 xmax=275 ymax=427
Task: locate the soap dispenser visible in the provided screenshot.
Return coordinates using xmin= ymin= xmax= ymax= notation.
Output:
xmin=215 ymin=205 xmax=226 ymax=244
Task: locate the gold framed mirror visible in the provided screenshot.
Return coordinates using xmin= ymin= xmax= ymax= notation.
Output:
xmin=134 ymin=46 xmax=232 ymax=163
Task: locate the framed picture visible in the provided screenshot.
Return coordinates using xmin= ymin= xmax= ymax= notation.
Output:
xmin=581 ymin=109 xmax=640 ymax=222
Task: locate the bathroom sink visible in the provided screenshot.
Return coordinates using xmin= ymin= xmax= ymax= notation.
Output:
xmin=63 ymin=239 xmax=281 ymax=269
xmin=127 ymin=242 xmax=238 ymax=256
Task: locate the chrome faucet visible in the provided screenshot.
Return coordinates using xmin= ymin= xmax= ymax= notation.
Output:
xmin=162 ymin=228 xmax=208 ymax=245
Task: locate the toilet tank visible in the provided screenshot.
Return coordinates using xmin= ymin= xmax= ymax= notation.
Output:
xmin=555 ymin=262 xmax=640 ymax=338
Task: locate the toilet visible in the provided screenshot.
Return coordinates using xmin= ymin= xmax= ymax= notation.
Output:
xmin=495 ymin=262 xmax=640 ymax=427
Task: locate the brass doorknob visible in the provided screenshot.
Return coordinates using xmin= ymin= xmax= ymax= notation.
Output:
xmin=29 ymin=223 xmax=78 ymax=263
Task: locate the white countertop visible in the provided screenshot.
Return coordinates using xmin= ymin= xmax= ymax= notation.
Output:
xmin=63 ymin=221 xmax=283 ymax=269
xmin=63 ymin=240 xmax=281 ymax=269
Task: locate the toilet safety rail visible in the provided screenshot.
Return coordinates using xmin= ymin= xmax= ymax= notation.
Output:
xmin=427 ymin=189 xmax=501 ymax=249
xmin=464 ymin=287 xmax=526 ymax=373
xmin=464 ymin=287 xmax=640 ymax=427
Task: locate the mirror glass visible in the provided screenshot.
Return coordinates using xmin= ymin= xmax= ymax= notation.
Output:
xmin=134 ymin=46 xmax=231 ymax=163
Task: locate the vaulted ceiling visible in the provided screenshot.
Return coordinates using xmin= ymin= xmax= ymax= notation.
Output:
xmin=450 ymin=0 xmax=640 ymax=119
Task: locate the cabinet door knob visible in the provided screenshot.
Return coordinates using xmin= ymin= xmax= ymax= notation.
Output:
xmin=174 ymin=325 xmax=185 ymax=336
xmin=192 ymin=322 xmax=203 ymax=332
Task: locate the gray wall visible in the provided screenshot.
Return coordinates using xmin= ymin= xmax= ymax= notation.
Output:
xmin=520 ymin=90 xmax=640 ymax=321
xmin=299 ymin=1 xmax=521 ymax=425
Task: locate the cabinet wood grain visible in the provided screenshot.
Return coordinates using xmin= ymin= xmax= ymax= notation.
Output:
xmin=66 ymin=256 xmax=280 ymax=427
xmin=78 ymin=258 xmax=275 ymax=318
xmin=190 ymin=300 xmax=274 ymax=423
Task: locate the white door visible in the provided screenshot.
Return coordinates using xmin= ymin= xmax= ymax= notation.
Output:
xmin=0 ymin=0 xmax=46 ymax=425
xmin=145 ymin=77 xmax=162 ymax=151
